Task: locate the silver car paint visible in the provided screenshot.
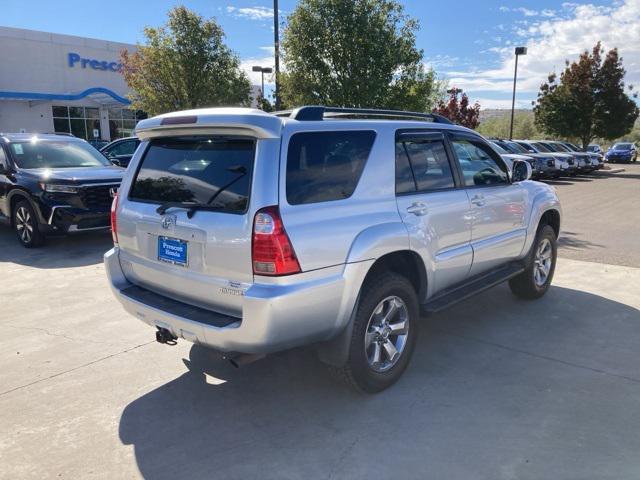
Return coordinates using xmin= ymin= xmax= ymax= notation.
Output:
xmin=106 ymin=108 xmax=561 ymax=354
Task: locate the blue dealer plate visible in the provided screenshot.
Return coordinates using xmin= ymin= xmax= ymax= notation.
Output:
xmin=158 ymin=236 xmax=188 ymax=266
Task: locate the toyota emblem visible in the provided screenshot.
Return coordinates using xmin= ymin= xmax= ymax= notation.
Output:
xmin=161 ymin=215 xmax=176 ymax=230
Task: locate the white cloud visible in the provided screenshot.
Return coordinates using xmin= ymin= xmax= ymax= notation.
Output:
xmin=240 ymin=55 xmax=275 ymax=88
xmin=476 ymin=98 xmax=533 ymax=110
xmin=451 ymin=0 xmax=640 ymax=107
xmin=227 ymin=6 xmax=273 ymax=21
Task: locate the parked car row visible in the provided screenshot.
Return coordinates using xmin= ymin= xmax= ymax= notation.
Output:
xmin=488 ymin=138 xmax=605 ymax=180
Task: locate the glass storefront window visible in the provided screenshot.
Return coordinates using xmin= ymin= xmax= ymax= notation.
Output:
xmin=53 ymin=117 xmax=71 ymax=134
xmin=68 ymin=106 xmax=84 ymax=118
xmin=70 ymin=118 xmax=87 ymax=138
xmin=52 ymin=106 xmax=68 ymax=118
xmin=86 ymin=108 xmax=100 ymax=119
xmin=52 ymin=106 xmax=101 ymax=140
xmin=108 ymin=109 xmax=147 ymax=139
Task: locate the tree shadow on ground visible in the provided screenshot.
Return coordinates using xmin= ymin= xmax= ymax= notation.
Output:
xmin=557 ymin=231 xmax=604 ymax=251
xmin=0 ymin=227 xmax=112 ymax=269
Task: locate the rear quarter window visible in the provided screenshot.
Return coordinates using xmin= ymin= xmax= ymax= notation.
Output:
xmin=286 ymin=130 xmax=376 ymax=205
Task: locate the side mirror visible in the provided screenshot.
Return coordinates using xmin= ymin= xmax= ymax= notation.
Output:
xmin=512 ymin=160 xmax=532 ymax=182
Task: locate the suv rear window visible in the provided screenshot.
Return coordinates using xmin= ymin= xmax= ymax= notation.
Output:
xmin=129 ymin=137 xmax=255 ymax=214
xmin=286 ymin=131 xmax=376 ymax=205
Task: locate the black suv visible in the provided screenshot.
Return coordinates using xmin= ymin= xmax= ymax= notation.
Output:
xmin=0 ymin=133 xmax=124 ymax=247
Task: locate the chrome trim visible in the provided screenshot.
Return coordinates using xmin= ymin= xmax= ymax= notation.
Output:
xmin=68 ymin=225 xmax=111 ymax=232
xmin=75 ymin=182 xmax=121 ymax=188
xmin=48 ymin=205 xmax=72 ymax=224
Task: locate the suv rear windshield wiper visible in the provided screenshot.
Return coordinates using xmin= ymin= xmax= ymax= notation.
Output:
xmin=154 ymin=165 xmax=247 ymax=219
xmin=155 ymin=202 xmax=224 ymax=218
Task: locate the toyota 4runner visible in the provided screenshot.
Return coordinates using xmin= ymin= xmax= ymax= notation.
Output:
xmin=105 ymin=106 xmax=561 ymax=393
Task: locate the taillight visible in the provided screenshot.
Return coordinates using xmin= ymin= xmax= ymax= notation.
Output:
xmin=252 ymin=206 xmax=301 ymax=276
xmin=110 ymin=192 xmax=118 ymax=245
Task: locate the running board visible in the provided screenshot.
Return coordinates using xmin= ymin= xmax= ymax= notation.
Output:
xmin=423 ymin=263 xmax=525 ymax=314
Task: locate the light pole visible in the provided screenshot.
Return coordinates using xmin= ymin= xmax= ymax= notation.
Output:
xmin=252 ymin=65 xmax=273 ymax=107
xmin=273 ymin=0 xmax=281 ymax=110
xmin=509 ymin=46 xmax=527 ymax=140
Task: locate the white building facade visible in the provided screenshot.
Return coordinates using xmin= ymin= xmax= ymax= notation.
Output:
xmin=0 ymin=26 xmax=142 ymax=141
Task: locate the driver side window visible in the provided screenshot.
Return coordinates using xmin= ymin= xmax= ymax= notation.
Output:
xmin=451 ymin=137 xmax=509 ymax=187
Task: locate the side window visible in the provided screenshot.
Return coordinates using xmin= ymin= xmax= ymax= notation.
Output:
xmin=286 ymin=130 xmax=376 ymax=205
xmin=395 ymin=139 xmax=455 ymax=193
xmin=451 ymin=137 xmax=509 ymax=187
xmin=107 ymin=140 xmax=137 ymax=157
xmin=395 ymin=143 xmax=416 ymax=194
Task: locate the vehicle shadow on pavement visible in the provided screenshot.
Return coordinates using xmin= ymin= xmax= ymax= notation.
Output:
xmin=119 ymin=285 xmax=640 ymax=480
xmin=599 ymin=171 xmax=640 ymax=180
xmin=0 ymin=228 xmax=112 ymax=268
xmin=543 ymin=179 xmax=574 ymax=186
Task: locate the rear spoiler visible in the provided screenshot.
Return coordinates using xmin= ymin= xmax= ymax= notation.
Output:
xmin=135 ymin=109 xmax=282 ymax=140
xmin=136 ymin=124 xmax=279 ymax=140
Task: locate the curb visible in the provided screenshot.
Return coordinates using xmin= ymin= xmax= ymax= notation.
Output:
xmin=603 ymin=168 xmax=625 ymax=174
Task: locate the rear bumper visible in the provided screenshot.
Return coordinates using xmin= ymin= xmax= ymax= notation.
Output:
xmin=105 ymin=247 xmax=372 ymax=354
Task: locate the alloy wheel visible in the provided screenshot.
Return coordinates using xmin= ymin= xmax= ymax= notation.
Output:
xmin=533 ymin=238 xmax=552 ymax=287
xmin=15 ymin=206 xmax=34 ymax=244
xmin=364 ymin=296 xmax=409 ymax=372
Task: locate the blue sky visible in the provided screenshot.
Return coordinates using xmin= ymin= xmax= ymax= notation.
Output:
xmin=2 ymin=0 xmax=638 ymax=109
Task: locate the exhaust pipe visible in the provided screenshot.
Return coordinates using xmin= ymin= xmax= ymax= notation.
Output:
xmin=222 ymin=352 xmax=266 ymax=368
xmin=156 ymin=327 xmax=177 ymax=345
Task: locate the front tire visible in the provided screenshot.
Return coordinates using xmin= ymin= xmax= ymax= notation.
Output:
xmin=332 ymin=273 xmax=419 ymax=393
xmin=509 ymin=224 xmax=557 ymax=299
xmin=12 ymin=200 xmax=44 ymax=248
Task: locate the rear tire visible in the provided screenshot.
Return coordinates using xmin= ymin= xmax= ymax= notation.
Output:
xmin=12 ymin=200 xmax=44 ymax=248
xmin=509 ymin=224 xmax=557 ymax=300
xmin=331 ymin=272 xmax=419 ymax=393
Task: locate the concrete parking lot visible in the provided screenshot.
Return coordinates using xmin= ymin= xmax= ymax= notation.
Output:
xmin=1 ymin=166 xmax=639 ymax=479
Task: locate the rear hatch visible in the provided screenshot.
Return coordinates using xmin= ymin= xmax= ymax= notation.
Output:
xmin=116 ymin=134 xmax=264 ymax=317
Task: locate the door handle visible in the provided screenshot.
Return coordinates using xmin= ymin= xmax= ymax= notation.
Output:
xmin=470 ymin=194 xmax=485 ymax=206
xmin=406 ymin=202 xmax=428 ymax=216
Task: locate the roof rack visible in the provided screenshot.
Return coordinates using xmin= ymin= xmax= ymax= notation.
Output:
xmin=274 ymin=106 xmax=453 ymax=124
xmin=49 ymin=132 xmax=76 ymax=137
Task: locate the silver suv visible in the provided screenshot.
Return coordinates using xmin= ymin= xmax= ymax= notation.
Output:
xmin=105 ymin=106 xmax=561 ymax=392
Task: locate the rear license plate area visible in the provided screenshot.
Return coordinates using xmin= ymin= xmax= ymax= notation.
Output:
xmin=158 ymin=236 xmax=188 ymax=266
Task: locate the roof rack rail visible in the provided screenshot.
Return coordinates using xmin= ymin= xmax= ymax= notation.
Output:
xmin=37 ymin=132 xmax=76 ymax=137
xmin=274 ymin=106 xmax=453 ymax=124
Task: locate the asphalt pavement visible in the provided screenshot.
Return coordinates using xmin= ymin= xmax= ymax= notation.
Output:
xmin=553 ymin=163 xmax=640 ymax=267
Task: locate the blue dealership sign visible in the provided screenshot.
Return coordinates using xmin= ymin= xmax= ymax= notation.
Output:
xmin=68 ymin=52 xmax=122 ymax=72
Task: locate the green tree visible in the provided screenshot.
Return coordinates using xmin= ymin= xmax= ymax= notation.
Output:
xmin=121 ymin=6 xmax=251 ymax=115
xmin=534 ymin=42 xmax=639 ymax=149
xmin=280 ymin=0 xmax=443 ymax=111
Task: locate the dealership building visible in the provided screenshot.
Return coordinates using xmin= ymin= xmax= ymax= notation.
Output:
xmin=0 ymin=26 xmax=144 ymax=142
